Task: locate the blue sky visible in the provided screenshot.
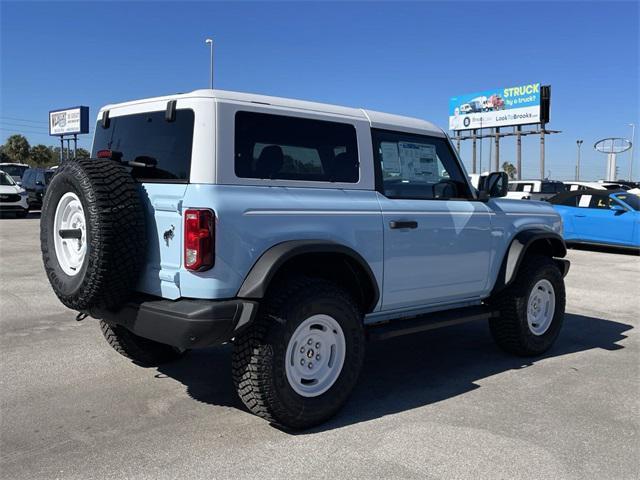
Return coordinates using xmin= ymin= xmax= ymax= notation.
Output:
xmin=1 ymin=1 xmax=638 ymax=180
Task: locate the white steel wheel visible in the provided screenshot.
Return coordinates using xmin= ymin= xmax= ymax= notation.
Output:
xmin=285 ymin=314 xmax=346 ymax=398
xmin=527 ymin=279 xmax=556 ymax=336
xmin=53 ymin=192 xmax=87 ymax=276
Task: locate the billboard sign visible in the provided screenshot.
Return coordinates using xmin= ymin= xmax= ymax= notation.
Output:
xmin=49 ymin=106 xmax=89 ymax=136
xmin=449 ymin=83 xmax=541 ymax=131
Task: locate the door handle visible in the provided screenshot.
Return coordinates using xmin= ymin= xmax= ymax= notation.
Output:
xmin=575 ymin=214 xmax=586 ymax=218
xmin=389 ymin=220 xmax=418 ymax=229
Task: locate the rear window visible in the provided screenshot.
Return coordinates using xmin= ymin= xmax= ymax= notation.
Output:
xmin=234 ymin=111 xmax=359 ymax=183
xmin=91 ymin=109 xmax=194 ymax=182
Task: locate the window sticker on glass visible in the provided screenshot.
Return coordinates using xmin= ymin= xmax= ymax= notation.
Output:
xmin=523 ymin=184 xmax=532 ymax=192
xmin=380 ymin=142 xmax=401 ymax=174
xmin=578 ymin=195 xmax=591 ymax=207
xmin=398 ymin=142 xmax=437 ymax=181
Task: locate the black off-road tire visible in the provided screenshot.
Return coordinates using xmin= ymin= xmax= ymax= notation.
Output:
xmin=489 ymin=254 xmax=565 ymax=356
xmin=40 ymin=159 xmax=146 ymax=311
xmin=99 ymin=321 xmax=184 ymax=366
xmin=232 ymin=277 xmax=365 ymax=430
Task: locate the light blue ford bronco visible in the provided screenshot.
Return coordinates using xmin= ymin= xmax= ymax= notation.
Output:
xmin=41 ymin=89 xmax=569 ymax=429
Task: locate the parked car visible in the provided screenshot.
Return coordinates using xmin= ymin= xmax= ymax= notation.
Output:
xmin=40 ymin=89 xmax=569 ymax=429
xmin=564 ymin=181 xmax=630 ymax=192
xmin=0 ymin=170 xmax=29 ymax=217
xmin=21 ymin=167 xmax=55 ymax=209
xmin=0 ymin=162 xmax=30 ymax=184
xmin=549 ymin=189 xmax=639 ymax=249
xmin=506 ymin=180 xmax=567 ymax=201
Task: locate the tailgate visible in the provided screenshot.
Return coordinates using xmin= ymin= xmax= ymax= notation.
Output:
xmin=137 ymin=183 xmax=187 ymax=299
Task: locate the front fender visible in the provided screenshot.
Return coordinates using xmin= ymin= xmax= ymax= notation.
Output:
xmin=491 ymin=229 xmax=568 ymax=295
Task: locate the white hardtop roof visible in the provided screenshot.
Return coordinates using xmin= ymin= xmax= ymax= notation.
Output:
xmin=99 ymin=89 xmax=445 ymax=137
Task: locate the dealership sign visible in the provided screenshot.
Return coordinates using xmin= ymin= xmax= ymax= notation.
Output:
xmin=49 ymin=106 xmax=89 ymax=136
xmin=449 ymin=83 xmax=542 ymax=131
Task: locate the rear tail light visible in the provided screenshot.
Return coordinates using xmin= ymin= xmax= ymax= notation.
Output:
xmin=184 ymin=209 xmax=214 ymax=271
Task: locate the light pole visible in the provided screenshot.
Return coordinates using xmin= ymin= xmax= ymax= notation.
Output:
xmin=629 ymin=123 xmax=635 ymax=181
xmin=205 ymin=38 xmax=214 ymax=89
xmin=576 ymin=139 xmax=583 ymax=180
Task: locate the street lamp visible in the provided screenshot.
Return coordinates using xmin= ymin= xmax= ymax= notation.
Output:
xmin=205 ymin=38 xmax=214 ymax=89
xmin=629 ymin=123 xmax=635 ymax=181
xmin=576 ymin=139 xmax=583 ymax=181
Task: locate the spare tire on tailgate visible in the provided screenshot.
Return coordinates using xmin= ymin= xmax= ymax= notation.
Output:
xmin=40 ymin=158 xmax=146 ymax=311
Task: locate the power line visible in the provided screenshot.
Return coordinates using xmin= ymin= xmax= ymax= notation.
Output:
xmin=0 ymin=116 xmax=49 ymax=125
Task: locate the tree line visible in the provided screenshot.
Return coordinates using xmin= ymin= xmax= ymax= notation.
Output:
xmin=0 ymin=134 xmax=90 ymax=167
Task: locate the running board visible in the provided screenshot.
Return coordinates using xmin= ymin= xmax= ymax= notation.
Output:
xmin=366 ymin=305 xmax=497 ymax=341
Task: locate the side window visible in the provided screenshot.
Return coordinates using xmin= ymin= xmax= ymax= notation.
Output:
xmin=559 ymin=195 xmax=578 ymax=207
xmin=372 ymin=129 xmax=471 ymax=200
xmin=588 ymin=194 xmax=612 ymax=209
xmin=36 ymin=171 xmax=45 ymax=185
xmin=507 ymin=183 xmax=518 ymax=191
xmin=517 ymin=183 xmax=534 ymax=192
xmin=22 ymin=171 xmax=33 ymax=187
xmin=234 ymin=111 xmax=359 ymax=183
xmin=540 ymin=182 xmax=564 ymax=194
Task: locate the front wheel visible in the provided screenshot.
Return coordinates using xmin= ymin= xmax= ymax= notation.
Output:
xmin=232 ymin=277 xmax=365 ymax=429
xmin=489 ymin=254 xmax=565 ymax=356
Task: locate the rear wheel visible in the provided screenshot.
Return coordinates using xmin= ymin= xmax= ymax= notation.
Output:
xmin=489 ymin=254 xmax=565 ymax=356
xmin=100 ymin=321 xmax=185 ymax=366
xmin=232 ymin=277 xmax=365 ymax=429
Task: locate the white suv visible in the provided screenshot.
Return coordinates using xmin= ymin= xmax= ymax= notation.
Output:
xmin=506 ymin=180 xmax=566 ymax=201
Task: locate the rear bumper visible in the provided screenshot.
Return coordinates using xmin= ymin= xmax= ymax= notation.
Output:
xmin=91 ymin=296 xmax=259 ymax=350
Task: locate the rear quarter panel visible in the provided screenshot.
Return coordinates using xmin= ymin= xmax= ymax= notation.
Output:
xmin=178 ymin=185 xmax=384 ymax=305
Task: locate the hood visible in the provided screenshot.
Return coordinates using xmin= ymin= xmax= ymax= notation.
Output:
xmin=491 ymin=197 xmax=558 ymax=215
xmin=0 ymin=184 xmax=24 ymax=194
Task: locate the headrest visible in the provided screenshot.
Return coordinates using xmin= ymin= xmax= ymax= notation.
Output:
xmin=255 ymin=145 xmax=284 ymax=178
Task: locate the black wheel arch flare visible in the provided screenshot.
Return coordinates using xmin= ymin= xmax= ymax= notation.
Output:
xmin=491 ymin=229 xmax=569 ymax=296
xmin=236 ymin=240 xmax=380 ymax=313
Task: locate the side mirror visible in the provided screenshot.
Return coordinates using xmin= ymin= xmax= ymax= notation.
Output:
xmin=480 ymin=171 xmax=508 ymax=200
xmin=36 ymin=180 xmax=44 ymax=186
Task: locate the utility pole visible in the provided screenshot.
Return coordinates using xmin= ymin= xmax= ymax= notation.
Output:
xmin=494 ymin=127 xmax=500 ymax=171
xmin=629 ymin=123 xmax=635 ymax=181
xmin=205 ymin=38 xmax=214 ymax=88
xmin=540 ymin=129 xmax=546 ymax=179
xmin=516 ymin=125 xmax=522 ymax=180
xmin=471 ymin=129 xmax=477 ymax=174
xmin=576 ymin=139 xmax=583 ymax=180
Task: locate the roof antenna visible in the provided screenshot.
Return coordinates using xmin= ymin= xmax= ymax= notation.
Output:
xmin=205 ymin=38 xmax=214 ymax=89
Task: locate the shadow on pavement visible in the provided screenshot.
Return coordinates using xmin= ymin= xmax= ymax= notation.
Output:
xmin=156 ymin=312 xmax=632 ymax=431
xmin=0 ymin=210 xmax=41 ymax=220
xmin=569 ymin=243 xmax=639 ymax=256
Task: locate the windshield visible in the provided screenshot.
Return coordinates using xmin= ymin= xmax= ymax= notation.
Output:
xmin=0 ymin=165 xmax=28 ymax=177
xmin=91 ymin=109 xmax=195 ymax=182
xmin=0 ymin=172 xmax=16 ymax=186
xmin=614 ymin=193 xmax=640 ymax=210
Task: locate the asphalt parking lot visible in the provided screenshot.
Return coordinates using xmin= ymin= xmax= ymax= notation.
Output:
xmin=1 ymin=214 xmax=638 ymax=480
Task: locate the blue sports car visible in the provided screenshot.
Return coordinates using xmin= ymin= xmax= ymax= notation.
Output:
xmin=549 ymin=189 xmax=640 ymax=250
